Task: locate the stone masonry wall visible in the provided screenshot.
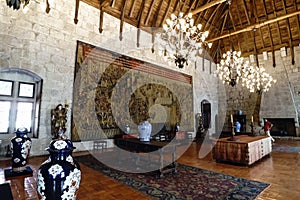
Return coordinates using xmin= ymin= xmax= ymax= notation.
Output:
xmin=224 ymin=46 xmax=300 ymax=136
xmin=0 ymin=0 xmax=219 ymax=156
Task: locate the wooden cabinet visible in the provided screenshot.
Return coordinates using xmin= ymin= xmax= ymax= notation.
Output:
xmin=212 ymin=135 xmax=272 ymax=165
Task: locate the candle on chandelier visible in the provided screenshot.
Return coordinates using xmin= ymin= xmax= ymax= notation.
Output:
xmin=251 ymin=116 xmax=254 ymax=123
xmin=230 ymin=114 xmax=233 ymax=123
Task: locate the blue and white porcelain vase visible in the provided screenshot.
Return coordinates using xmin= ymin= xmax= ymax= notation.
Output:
xmin=138 ymin=121 xmax=152 ymax=142
xmin=235 ymin=121 xmax=241 ymax=132
xmin=37 ymin=138 xmax=81 ymax=200
xmin=11 ymin=127 xmax=32 ymax=171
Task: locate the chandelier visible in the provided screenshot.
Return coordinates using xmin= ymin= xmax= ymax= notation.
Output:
xmin=155 ymin=12 xmax=211 ymax=68
xmin=241 ymin=65 xmax=276 ymax=93
xmin=6 ymin=0 xmax=51 ymax=13
xmin=215 ymin=50 xmax=249 ymax=87
xmin=6 ymin=0 xmax=30 ymax=10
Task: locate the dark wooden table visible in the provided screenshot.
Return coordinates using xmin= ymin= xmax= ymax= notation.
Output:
xmin=114 ymin=138 xmax=179 ymax=177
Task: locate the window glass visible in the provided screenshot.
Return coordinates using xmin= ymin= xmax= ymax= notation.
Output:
xmin=0 ymin=101 xmax=11 ymax=132
xmin=16 ymin=102 xmax=33 ymax=131
xmin=19 ymin=82 xmax=35 ymax=98
xmin=0 ymin=80 xmax=13 ymax=96
xmin=0 ymin=68 xmax=42 ymax=138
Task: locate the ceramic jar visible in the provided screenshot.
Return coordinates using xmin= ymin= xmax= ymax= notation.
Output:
xmin=235 ymin=121 xmax=241 ymax=132
xmin=11 ymin=127 xmax=32 ymax=171
xmin=37 ymin=138 xmax=81 ymax=200
xmin=138 ymin=121 xmax=152 ymax=142
xmin=125 ymin=124 xmax=130 ymax=134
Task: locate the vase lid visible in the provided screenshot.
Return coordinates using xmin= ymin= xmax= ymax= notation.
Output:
xmin=47 ymin=139 xmax=75 ymax=152
xmin=15 ymin=127 xmax=28 ymax=134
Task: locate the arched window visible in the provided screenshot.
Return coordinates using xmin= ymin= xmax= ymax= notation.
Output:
xmin=0 ymin=68 xmax=42 ymax=138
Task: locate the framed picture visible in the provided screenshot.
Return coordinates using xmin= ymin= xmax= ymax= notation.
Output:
xmin=18 ymin=82 xmax=35 ymax=98
xmin=0 ymin=80 xmax=13 ymax=96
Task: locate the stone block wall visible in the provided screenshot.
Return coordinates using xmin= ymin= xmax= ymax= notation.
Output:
xmin=223 ymin=46 xmax=300 ymax=136
xmin=0 ymin=0 xmax=219 ymax=156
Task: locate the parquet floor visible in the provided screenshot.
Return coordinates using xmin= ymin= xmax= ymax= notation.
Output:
xmin=0 ymin=138 xmax=300 ymax=200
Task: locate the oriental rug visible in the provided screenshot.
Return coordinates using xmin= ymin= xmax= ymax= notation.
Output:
xmin=76 ymin=154 xmax=269 ymax=200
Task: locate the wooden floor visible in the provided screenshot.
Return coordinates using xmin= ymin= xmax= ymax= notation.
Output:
xmin=1 ymin=138 xmax=300 ymax=200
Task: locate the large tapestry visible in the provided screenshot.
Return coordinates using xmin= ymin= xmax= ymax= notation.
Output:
xmin=71 ymin=41 xmax=193 ymax=141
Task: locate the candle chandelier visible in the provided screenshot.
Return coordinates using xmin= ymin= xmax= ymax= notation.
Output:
xmin=155 ymin=12 xmax=212 ymax=69
xmin=241 ymin=65 xmax=276 ymax=94
xmin=215 ymin=50 xmax=249 ymax=87
xmin=6 ymin=0 xmax=51 ymax=13
xmin=6 ymin=0 xmax=30 ymax=10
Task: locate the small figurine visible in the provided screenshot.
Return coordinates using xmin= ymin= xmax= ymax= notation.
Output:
xmin=51 ymin=103 xmax=69 ymax=138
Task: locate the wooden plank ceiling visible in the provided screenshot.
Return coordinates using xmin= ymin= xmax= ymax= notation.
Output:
xmin=77 ymin=0 xmax=300 ymax=65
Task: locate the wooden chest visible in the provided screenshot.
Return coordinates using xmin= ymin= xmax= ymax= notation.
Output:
xmin=212 ymin=135 xmax=272 ymax=165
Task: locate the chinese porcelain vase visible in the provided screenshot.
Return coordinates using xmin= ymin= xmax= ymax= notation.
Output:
xmin=11 ymin=127 xmax=32 ymax=171
xmin=37 ymin=138 xmax=81 ymax=200
xmin=138 ymin=121 xmax=152 ymax=142
xmin=235 ymin=121 xmax=241 ymax=132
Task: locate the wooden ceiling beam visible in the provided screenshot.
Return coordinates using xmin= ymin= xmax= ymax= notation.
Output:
xmin=191 ymin=0 xmax=227 ymax=15
xmin=282 ymin=0 xmax=295 ymax=65
xmin=144 ymin=0 xmax=157 ymax=25
xmin=242 ymin=39 xmax=300 ymax=57
xmin=151 ymin=0 xmax=164 ymax=52
xmin=137 ymin=0 xmax=146 ymax=47
xmin=253 ymin=1 xmax=266 ymax=49
xmin=241 ymin=0 xmax=253 ymax=54
xmin=228 ymin=9 xmax=243 ymax=51
xmin=294 ymin=0 xmax=300 ymax=41
xmin=207 ymin=10 xmax=300 ymax=43
xmin=295 ymin=0 xmax=300 ymax=42
xmin=173 ymin=0 xmax=181 ymax=15
xmin=119 ymin=0 xmax=128 ymax=41
xmin=74 ymin=0 xmax=80 ymax=24
xmin=110 ymin=0 xmax=116 ymax=7
xmin=263 ymin=0 xmax=275 ymax=67
xmin=271 ymin=0 xmax=282 ymax=44
xmin=195 ymin=0 xmax=212 ymax=27
xmin=242 ymin=0 xmax=250 ymax=24
xmin=99 ymin=0 xmax=105 ymax=33
xmin=204 ymin=3 xmax=221 ymax=30
xmin=152 ymin=0 xmax=164 ymax=27
xmin=252 ymin=30 xmax=259 ymax=67
xmin=159 ymin=0 xmax=173 ymax=27
xmin=270 ymin=0 xmax=277 ymax=67
xmin=186 ymin=0 xmax=198 ymax=14
xmin=129 ymin=0 xmax=137 ymax=17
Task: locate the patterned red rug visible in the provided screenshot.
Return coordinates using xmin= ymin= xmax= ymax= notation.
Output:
xmin=76 ymin=154 xmax=269 ymax=200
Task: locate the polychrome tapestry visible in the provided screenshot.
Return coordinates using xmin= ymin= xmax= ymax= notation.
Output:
xmin=71 ymin=41 xmax=193 ymax=141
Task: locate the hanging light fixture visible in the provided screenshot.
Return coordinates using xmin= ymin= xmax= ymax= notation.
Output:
xmin=240 ymin=28 xmax=276 ymax=93
xmin=241 ymin=65 xmax=276 ymax=93
xmin=215 ymin=50 xmax=249 ymax=87
xmin=214 ymin=0 xmax=251 ymax=87
xmin=6 ymin=0 xmax=51 ymax=13
xmin=155 ymin=12 xmax=212 ymax=69
xmin=6 ymin=0 xmax=30 ymax=10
